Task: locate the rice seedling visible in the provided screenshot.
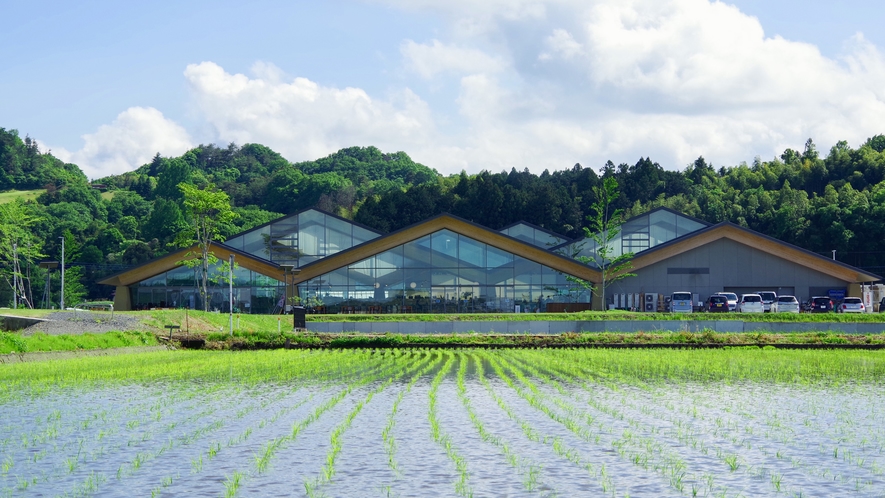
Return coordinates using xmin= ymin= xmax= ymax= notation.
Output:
xmin=306 ymin=352 xmax=433 ymax=496
xmin=455 ymin=352 xmax=547 ymax=492
xmin=426 ymin=352 xmax=472 ymax=497
xmin=223 ymin=470 xmax=243 ymax=498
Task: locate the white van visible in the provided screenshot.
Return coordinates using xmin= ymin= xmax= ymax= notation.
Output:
xmin=670 ymin=292 xmax=693 ymax=313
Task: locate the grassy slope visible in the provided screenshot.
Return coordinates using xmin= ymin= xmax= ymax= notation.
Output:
xmin=0 ymin=189 xmax=44 ymax=204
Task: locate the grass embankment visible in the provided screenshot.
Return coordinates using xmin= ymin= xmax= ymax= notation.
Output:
xmin=0 ymin=331 xmax=158 ymax=354
xmin=3 ymin=309 xmax=885 ymax=353
xmin=197 ymin=329 xmax=885 ymax=350
xmin=305 ymin=310 xmax=885 ymax=323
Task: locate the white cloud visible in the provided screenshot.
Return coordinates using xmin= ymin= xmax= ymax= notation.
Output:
xmin=52 ymin=107 xmax=193 ymax=180
xmin=55 ymin=0 xmax=885 ymax=180
xmin=401 ymin=39 xmax=507 ymax=78
xmin=385 ymin=0 xmax=885 ymax=173
xmin=183 ymin=61 xmax=438 ymax=162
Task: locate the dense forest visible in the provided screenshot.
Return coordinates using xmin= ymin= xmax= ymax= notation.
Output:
xmin=1 ymin=125 xmax=884 ymax=307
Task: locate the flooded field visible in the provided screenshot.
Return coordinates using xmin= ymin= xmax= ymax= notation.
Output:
xmin=1 ymin=348 xmax=884 ymax=497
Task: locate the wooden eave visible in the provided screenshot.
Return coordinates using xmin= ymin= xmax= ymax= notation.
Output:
xmin=98 ymin=243 xmax=296 ymax=287
xmin=628 ymin=223 xmax=881 ymax=283
xmin=292 ymin=214 xmax=602 ymax=284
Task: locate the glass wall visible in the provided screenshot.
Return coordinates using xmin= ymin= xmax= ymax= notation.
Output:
xmin=554 ymin=209 xmax=707 ymax=267
xmin=297 ymin=229 xmax=590 ymax=313
xmin=130 ymin=263 xmax=285 ymax=314
xmin=224 ymin=209 xmax=381 ymax=267
xmin=499 ymin=223 xmax=569 ymax=249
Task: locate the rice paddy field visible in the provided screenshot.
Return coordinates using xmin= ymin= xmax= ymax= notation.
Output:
xmin=2 ymin=348 xmax=885 ymax=497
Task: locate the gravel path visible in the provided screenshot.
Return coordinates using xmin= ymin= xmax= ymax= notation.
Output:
xmin=20 ymin=311 xmax=152 ymax=336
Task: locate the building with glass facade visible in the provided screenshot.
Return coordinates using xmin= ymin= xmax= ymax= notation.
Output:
xmin=100 ymin=207 xmax=879 ymax=312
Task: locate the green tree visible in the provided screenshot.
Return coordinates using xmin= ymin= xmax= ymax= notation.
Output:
xmin=175 ymin=183 xmax=239 ymax=312
xmin=574 ymin=177 xmax=636 ymax=310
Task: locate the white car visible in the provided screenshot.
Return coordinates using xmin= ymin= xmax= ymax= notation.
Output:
xmin=755 ymin=291 xmax=777 ymax=312
xmin=838 ymin=297 xmax=865 ymax=313
xmin=771 ymin=295 xmax=800 ymax=313
xmin=739 ymin=294 xmax=764 ymax=313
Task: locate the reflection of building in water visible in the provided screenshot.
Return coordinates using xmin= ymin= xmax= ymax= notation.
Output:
xmin=100 ymin=207 xmax=880 ymax=313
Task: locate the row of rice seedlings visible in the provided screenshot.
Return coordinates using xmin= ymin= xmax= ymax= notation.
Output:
xmin=36 ymin=351 xmax=373 ymax=496
xmin=0 ymin=349 xmax=350 ymax=393
xmin=1 ymin=385 xmax=203 ymax=494
xmin=544 ymin=348 xmax=881 ymax=495
xmin=304 ymin=351 xmax=437 ymax=496
xmin=456 ymin=352 xmax=546 ymax=492
xmin=634 ymin=370 xmax=885 ymax=490
xmin=173 ymin=351 xmax=393 ymax=494
xmin=673 ymin=380 xmax=885 ymax=491
xmin=513 ymin=350 xmax=738 ymax=496
xmin=427 ymin=351 xmax=472 ymax=497
xmin=478 ymin=351 xmax=619 ymax=495
xmin=524 ymin=349 xmax=806 ymax=496
xmin=382 ymin=351 xmax=443 ymax=475
xmin=218 ymin=350 xmax=405 ymax=496
xmin=501 ymin=352 xmax=695 ymax=494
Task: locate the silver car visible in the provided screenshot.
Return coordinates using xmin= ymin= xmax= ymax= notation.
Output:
xmin=838 ymin=297 xmax=865 ymax=313
xmin=772 ymin=295 xmax=800 ymax=313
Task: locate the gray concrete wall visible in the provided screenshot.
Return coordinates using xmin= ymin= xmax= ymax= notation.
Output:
xmin=606 ymin=238 xmax=849 ymax=305
xmin=308 ymin=320 xmax=885 ymax=334
xmin=0 ymin=315 xmax=47 ymax=331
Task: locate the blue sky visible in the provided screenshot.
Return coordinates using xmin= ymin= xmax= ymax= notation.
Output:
xmin=1 ymin=0 xmax=883 ymax=179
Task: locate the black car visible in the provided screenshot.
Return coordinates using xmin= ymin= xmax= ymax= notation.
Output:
xmin=880 ymin=297 xmax=885 ymax=313
xmin=809 ymin=296 xmax=834 ymax=313
xmin=705 ymin=294 xmax=730 ymax=312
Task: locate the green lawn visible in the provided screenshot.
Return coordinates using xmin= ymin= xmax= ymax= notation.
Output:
xmin=0 ymin=189 xmax=44 ymax=204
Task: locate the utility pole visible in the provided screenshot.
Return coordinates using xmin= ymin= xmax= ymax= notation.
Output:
xmin=12 ymin=242 xmax=17 ymax=309
xmin=229 ymin=254 xmax=234 ymax=336
xmin=59 ymin=237 xmax=65 ymax=310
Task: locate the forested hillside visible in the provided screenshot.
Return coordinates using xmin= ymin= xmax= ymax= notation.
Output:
xmin=1 ymin=125 xmax=884 ymax=307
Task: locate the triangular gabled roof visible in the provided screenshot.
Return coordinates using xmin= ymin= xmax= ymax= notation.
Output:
xmin=98 ymin=242 xmax=295 ymax=287
xmin=291 ymin=213 xmax=602 ymax=284
xmin=627 ymin=221 xmax=881 ymax=283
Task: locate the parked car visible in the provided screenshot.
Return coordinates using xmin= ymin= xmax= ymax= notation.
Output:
xmin=705 ymin=294 xmax=730 ymax=312
xmin=739 ymin=294 xmax=764 ymax=313
xmin=880 ymin=297 xmax=885 ymax=313
xmin=715 ymin=292 xmax=738 ymax=311
xmin=809 ymin=296 xmax=834 ymax=313
xmin=670 ymin=292 xmax=693 ymax=313
xmin=755 ymin=291 xmax=777 ymax=312
xmin=838 ymin=297 xmax=865 ymax=313
xmin=771 ymin=295 xmax=800 ymax=313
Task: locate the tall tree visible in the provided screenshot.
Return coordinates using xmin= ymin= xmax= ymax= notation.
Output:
xmin=574 ymin=177 xmax=636 ymax=310
xmin=176 ymin=183 xmax=239 ymax=311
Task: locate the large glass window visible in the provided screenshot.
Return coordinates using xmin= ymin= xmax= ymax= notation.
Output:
xmin=296 ymin=229 xmax=588 ymax=313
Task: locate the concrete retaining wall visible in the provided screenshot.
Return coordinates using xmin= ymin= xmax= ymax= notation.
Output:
xmin=0 ymin=315 xmax=47 ymax=331
xmin=307 ymin=320 xmax=885 ymax=335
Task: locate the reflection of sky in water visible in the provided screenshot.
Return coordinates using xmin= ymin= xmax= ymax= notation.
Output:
xmin=2 ymin=355 xmax=883 ymax=497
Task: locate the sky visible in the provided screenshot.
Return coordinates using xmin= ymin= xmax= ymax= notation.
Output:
xmin=1 ymin=0 xmax=883 ymax=180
